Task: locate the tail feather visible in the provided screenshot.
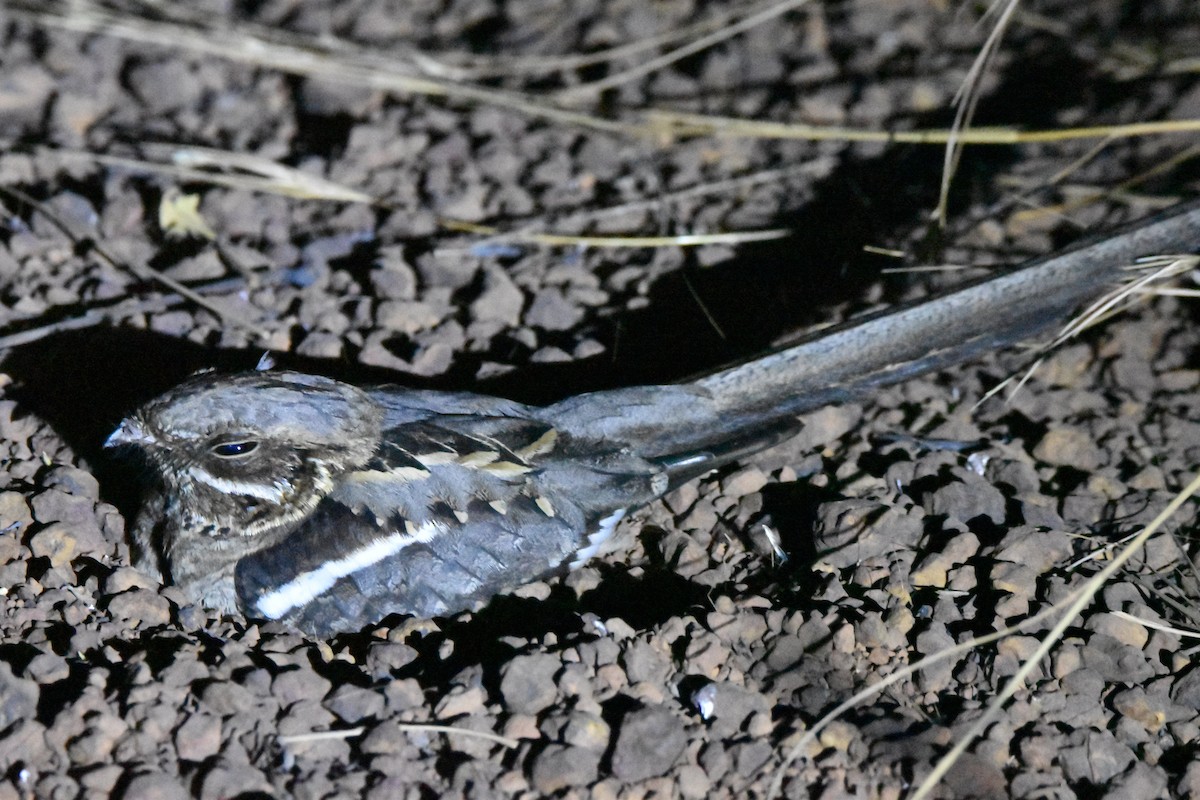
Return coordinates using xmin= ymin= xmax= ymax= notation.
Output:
xmin=688 ymin=198 xmax=1200 ymax=454
xmin=548 ymin=199 xmax=1200 ymax=480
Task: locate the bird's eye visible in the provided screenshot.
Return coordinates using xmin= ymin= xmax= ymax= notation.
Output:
xmin=211 ymin=440 xmax=259 ymax=458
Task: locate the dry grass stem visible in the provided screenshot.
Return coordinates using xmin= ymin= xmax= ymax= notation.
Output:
xmin=438 ymin=220 xmax=789 ymax=249
xmin=438 ymin=5 xmax=754 ymax=80
xmin=936 ymin=0 xmax=1022 ymax=224
xmin=554 ymin=0 xmax=813 ymax=102
xmin=644 ymin=111 xmax=1200 ymax=145
xmin=910 ymin=471 xmax=1200 ymax=799
xmin=1109 ymin=610 xmax=1200 ymax=641
xmin=277 ymin=723 xmax=519 ymax=749
xmin=10 ymin=0 xmax=638 ymax=135
xmin=0 ymin=185 xmax=256 ymax=333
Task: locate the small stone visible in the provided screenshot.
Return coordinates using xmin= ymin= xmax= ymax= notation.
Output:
xmin=324 ymin=685 xmax=385 ymax=724
xmin=174 ymin=713 xmax=222 ymax=762
xmin=531 ymin=744 xmax=600 ymax=793
xmin=610 ymin=705 xmax=688 ymax=782
xmin=272 ymin=669 xmax=331 ymax=707
xmin=622 ymin=640 xmax=670 ymax=685
xmin=24 ymin=652 xmax=69 ymax=684
xmin=0 ymin=65 xmax=55 ymax=125
xmin=358 ymin=720 xmax=407 ymax=755
xmin=149 ymin=311 xmax=195 ymax=337
xmin=295 ymin=332 xmax=345 ymax=359
xmin=0 ymin=491 xmax=33 ymax=533
xmin=0 ymin=662 xmax=38 ymax=731
xmin=197 ymin=765 xmax=273 ymax=800
xmin=561 ymin=711 xmax=610 ymax=751
xmin=67 ymin=712 xmax=128 ymax=764
xmin=106 ymin=589 xmax=172 ymax=627
xmin=376 ymin=299 xmax=442 ymax=334
xmin=118 ymin=771 xmax=191 ymax=800
xmin=1086 ymin=613 xmax=1149 ymax=649
xmin=926 ymin=474 xmax=1007 ymax=525
xmin=524 ymin=288 xmax=584 ymax=331
xmin=1106 ymin=761 xmax=1168 ymax=800
xmin=1033 ymin=427 xmax=1103 ymax=470
xmin=720 ymin=467 xmax=768 ymax=498
xmin=1059 ymin=729 xmax=1135 ymax=784
xmin=105 ymin=567 xmax=159 ymax=594
xmin=691 ymin=682 xmax=769 ymax=736
xmin=471 ymin=267 xmax=524 ymax=326
xmin=30 ymin=489 xmax=95 ymax=526
xmin=1111 ymin=687 xmax=1167 ymax=733
xmin=164 ymin=251 xmax=225 ymax=281
xmin=410 ymin=342 xmax=454 ymax=376
xmin=77 ymin=765 xmax=122 ymax=795
xmin=28 ymin=523 xmax=77 ymax=567
xmin=434 ymin=685 xmax=487 ymax=719
xmin=363 ymin=642 xmax=418 ymax=679
xmin=43 ymin=466 xmax=100 ymax=499
xmin=502 ymin=713 xmax=541 ymax=741
xmin=199 ymin=680 xmax=258 ymax=717
xmin=677 ymin=764 xmax=711 ymax=799
xmin=370 ymin=250 xmax=418 ymax=299
xmin=499 ymin=654 xmax=560 ymax=715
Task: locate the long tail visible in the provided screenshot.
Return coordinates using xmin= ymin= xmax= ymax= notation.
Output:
xmin=544 ymin=200 xmax=1200 ymax=480
xmin=687 ymin=198 xmax=1200 ymax=454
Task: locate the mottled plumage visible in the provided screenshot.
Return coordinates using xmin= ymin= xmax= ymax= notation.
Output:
xmin=108 ymin=200 xmax=1200 ymax=636
xmin=110 ymin=371 xmax=687 ymax=635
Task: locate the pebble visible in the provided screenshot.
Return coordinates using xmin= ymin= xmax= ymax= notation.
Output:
xmin=25 ymin=652 xmax=69 ymax=684
xmin=524 ymin=288 xmax=584 ymax=331
xmin=324 ymin=684 xmax=385 ymax=724
xmin=106 ymin=589 xmax=172 ymax=628
xmin=370 ymin=250 xmax=418 ymax=300
xmin=471 ymin=267 xmax=524 ymax=326
xmin=561 ymin=710 xmax=610 ymax=751
xmin=531 ymin=744 xmax=601 ymax=793
xmin=1086 ymin=613 xmax=1149 ymax=650
xmin=434 ymin=685 xmax=487 ymax=719
xmin=174 ymin=713 xmax=222 ymax=762
xmin=28 ymin=523 xmax=78 ymax=567
xmin=196 ymin=764 xmax=274 ymax=800
xmin=375 ymin=299 xmax=443 ymax=334
xmin=30 ymin=489 xmax=96 ymax=527
xmin=610 ymin=705 xmax=688 ymax=782
xmin=1058 ymin=729 xmax=1135 ymax=784
xmin=691 ymin=682 xmax=768 ymax=736
xmin=0 ymin=491 xmax=33 ymax=533
xmin=0 ymin=662 xmax=38 ymax=730
xmin=104 ymin=567 xmax=159 ymax=594
xmin=499 ymin=653 xmax=561 ymax=715
xmin=1032 ymin=427 xmax=1104 ymax=470
xmin=119 ymin=772 xmax=192 ymax=800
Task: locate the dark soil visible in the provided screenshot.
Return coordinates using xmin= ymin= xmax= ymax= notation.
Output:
xmin=1 ymin=1 xmax=1200 ymax=798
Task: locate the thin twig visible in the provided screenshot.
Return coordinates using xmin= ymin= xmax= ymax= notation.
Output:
xmin=910 ymin=471 xmax=1200 ymax=799
xmin=276 ymin=722 xmax=520 ymax=749
xmin=8 ymin=0 xmax=639 ymax=135
xmin=937 ymin=0 xmax=1021 ymax=225
xmin=555 ymin=0 xmax=813 ymax=102
xmin=0 ymin=185 xmax=256 ymax=331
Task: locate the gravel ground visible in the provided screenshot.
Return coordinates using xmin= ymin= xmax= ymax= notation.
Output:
xmin=1 ymin=1 xmax=1200 ymax=798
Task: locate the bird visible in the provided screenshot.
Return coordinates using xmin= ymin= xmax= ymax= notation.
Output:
xmin=107 ymin=199 xmax=1200 ymax=636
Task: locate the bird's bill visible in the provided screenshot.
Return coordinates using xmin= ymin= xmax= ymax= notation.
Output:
xmin=105 ymin=418 xmax=156 ymax=449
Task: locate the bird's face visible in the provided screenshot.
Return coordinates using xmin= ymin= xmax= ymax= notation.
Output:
xmin=108 ymin=371 xmax=384 ymax=540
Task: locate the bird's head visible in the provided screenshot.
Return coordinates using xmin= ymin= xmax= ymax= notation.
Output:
xmin=107 ymin=370 xmax=383 ymax=538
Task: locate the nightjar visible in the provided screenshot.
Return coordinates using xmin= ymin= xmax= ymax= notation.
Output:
xmin=107 ymin=199 xmax=1200 ymax=636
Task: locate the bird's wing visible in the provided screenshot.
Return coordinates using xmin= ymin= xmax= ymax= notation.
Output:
xmin=233 ymin=415 xmax=590 ymax=635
